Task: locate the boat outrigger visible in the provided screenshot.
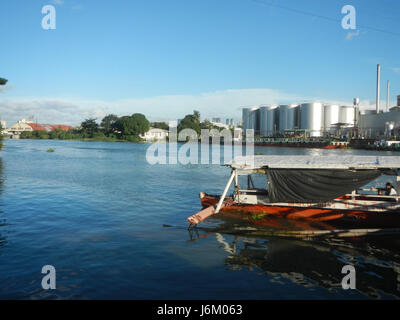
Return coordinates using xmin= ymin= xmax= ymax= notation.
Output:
xmin=187 ymin=155 xmax=400 ymax=235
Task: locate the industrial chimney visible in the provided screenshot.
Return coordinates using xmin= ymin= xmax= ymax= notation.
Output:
xmin=376 ymin=64 xmax=381 ymax=113
xmin=386 ymin=80 xmax=390 ymax=112
xmin=397 ymin=95 xmax=400 ymax=107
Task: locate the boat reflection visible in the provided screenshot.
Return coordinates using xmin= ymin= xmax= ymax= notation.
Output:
xmin=224 ymin=234 xmax=400 ymax=298
xmin=189 ymin=218 xmax=400 ymax=299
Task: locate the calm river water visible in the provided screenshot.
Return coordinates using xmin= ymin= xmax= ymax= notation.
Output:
xmin=1 ymin=139 xmax=400 ymax=299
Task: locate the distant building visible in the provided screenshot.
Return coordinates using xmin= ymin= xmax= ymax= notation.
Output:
xmin=212 ymin=118 xmax=221 ymax=123
xmin=210 ymin=121 xmax=230 ymax=130
xmin=8 ymin=119 xmax=73 ymax=135
xmin=233 ymin=127 xmax=242 ymax=142
xmin=359 ymin=107 xmax=400 ymax=138
xmin=140 ymin=128 xmax=169 ymax=141
xmin=8 ymin=119 xmax=34 ymax=134
xmin=0 ymin=120 xmax=6 ymax=133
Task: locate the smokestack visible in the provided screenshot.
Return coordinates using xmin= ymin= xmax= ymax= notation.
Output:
xmin=386 ymin=80 xmax=390 ymax=112
xmin=376 ymin=64 xmax=381 ymax=113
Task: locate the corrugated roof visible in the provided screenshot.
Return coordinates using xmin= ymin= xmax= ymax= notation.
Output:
xmin=229 ymin=155 xmax=400 ymax=170
xmin=26 ymin=123 xmax=46 ymax=131
xmin=26 ymin=123 xmax=73 ymax=132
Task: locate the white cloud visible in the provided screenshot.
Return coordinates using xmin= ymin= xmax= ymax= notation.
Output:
xmin=0 ymin=88 xmax=376 ymax=127
xmin=52 ymin=0 xmax=64 ymax=5
xmin=0 ymin=85 xmax=11 ymax=93
xmin=345 ymin=29 xmax=360 ymax=40
xmin=392 ymin=67 xmax=400 ymax=73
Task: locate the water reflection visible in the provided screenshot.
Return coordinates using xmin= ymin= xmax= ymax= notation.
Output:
xmin=211 ymin=231 xmax=400 ymax=299
xmin=0 ymin=158 xmax=6 ymax=249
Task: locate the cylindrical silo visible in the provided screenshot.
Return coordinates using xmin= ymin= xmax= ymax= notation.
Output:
xmin=266 ymin=106 xmax=278 ymax=136
xmin=300 ymin=102 xmax=323 ymax=137
xmin=339 ymin=106 xmax=355 ymax=127
xmin=287 ymin=104 xmax=299 ymax=130
xmin=279 ymin=105 xmax=289 ymax=133
xmin=259 ymin=106 xmax=269 ymax=137
xmin=245 ymin=106 xmax=260 ymax=135
xmin=323 ymin=104 xmax=340 ymax=133
xmin=242 ymin=107 xmax=251 ymax=132
xmin=252 ymin=107 xmax=260 ymax=135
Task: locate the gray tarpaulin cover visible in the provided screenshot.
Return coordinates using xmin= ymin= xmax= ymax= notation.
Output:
xmin=267 ymin=169 xmax=382 ymax=203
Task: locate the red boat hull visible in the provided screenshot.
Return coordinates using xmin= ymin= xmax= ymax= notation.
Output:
xmin=200 ymin=194 xmax=400 ymax=231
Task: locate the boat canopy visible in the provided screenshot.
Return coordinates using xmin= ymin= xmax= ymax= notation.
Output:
xmin=229 ymin=155 xmax=400 ymax=170
xmin=228 ymin=155 xmax=400 ymax=203
xmin=266 ymin=168 xmax=381 ymax=203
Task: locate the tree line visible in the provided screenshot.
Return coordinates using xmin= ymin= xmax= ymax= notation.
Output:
xmin=20 ymin=113 xmax=150 ymax=142
xmin=19 ymin=110 xmax=231 ymax=142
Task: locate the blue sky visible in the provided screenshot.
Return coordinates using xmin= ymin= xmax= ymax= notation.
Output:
xmin=0 ymin=0 xmax=399 ymax=125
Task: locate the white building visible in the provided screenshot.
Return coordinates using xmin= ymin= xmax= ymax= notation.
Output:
xmin=8 ymin=119 xmax=34 ymax=134
xmin=210 ymin=122 xmax=230 ymax=130
xmin=140 ymin=128 xmax=169 ymax=141
xmin=359 ymin=107 xmax=400 ymax=138
xmin=234 ymin=127 xmax=242 ymax=142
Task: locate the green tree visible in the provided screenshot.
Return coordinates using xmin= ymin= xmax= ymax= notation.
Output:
xmin=33 ymin=130 xmax=49 ymax=139
xmin=193 ymin=110 xmax=200 ymax=123
xmin=114 ymin=113 xmax=149 ymax=137
xmin=80 ymin=118 xmax=99 ymax=136
xmin=150 ymin=122 xmax=169 ymax=131
xmin=49 ymin=128 xmax=62 ymax=139
xmin=178 ymin=111 xmax=201 ymax=135
xmin=20 ymin=131 xmax=33 ymax=139
xmin=101 ymin=114 xmax=119 ymax=133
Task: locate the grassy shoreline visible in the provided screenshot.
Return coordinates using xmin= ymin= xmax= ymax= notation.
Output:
xmin=17 ymin=136 xmax=148 ymax=143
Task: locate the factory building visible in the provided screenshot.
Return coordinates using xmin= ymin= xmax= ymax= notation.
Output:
xmin=242 ymin=65 xmax=399 ymax=139
xmin=242 ymin=102 xmax=357 ymax=138
xmin=358 ymin=95 xmax=400 ymax=138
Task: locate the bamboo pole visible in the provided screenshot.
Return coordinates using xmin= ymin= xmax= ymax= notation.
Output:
xmin=215 ymin=171 xmax=236 ymax=214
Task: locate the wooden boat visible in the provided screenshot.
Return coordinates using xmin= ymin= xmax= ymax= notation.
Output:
xmin=187 ymin=155 xmax=400 ymax=233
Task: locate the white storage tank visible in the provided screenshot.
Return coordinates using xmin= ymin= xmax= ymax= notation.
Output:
xmin=279 ymin=105 xmax=289 ymax=132
xmin=300 ymin=102 xmax=323 ymax=137
xmin=287 ymin=105 xmax=299 ymax=130
xmin=266 ymin=106 xmax=278 ymax=136
xmin=259 ymin=106 xmax=270 ymax=137
xmin=249 ymin=107 xmax=260 ymax=134
xmin=339 ymin=106 xmax=355 ymax=127
xmin=242 ymin=107 xmax=251 ymax=132
xmin=242 ymin=106 xmax=259 ymax=134
xmin=323 ymin=104 xmax=340 ymax=132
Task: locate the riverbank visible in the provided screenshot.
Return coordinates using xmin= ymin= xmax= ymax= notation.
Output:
xmin=16 ymin=135 xmax=145 ymax=143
